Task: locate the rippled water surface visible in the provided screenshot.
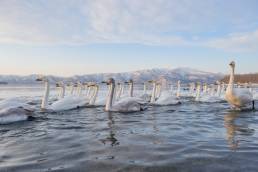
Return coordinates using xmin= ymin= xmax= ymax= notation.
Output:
xmin=1 ymin=86 xmax=258 ymax=172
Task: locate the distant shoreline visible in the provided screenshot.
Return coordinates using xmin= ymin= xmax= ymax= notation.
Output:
xmin=0 ymin=82 xmax=8 ymax=85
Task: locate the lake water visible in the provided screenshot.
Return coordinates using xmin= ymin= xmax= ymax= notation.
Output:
xmin=0 ymin=85 xmax=258 ymax=172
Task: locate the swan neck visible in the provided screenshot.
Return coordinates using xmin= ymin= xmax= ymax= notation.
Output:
xmin=61 ymin=85 xmax=65 ymax=98
xmin=195 ymin=85 xmax=201 ymax=101
xmin=151 ymin=83 xmax=157 ymax=103
xmin=129 ymin=83 xmax=133 ymax=97
xmin=143 ymin=84 xmax=147 ymax=94
xmin=90 ymin=86 xmax=99 ymax=105
xmin=70 ymin=85 xmax=74 ymax=95
xmin=41 ymin=81 xmax=50 ymax=109
xmin=177 ymin=82 xmax=181 ymax=97
xmin=227 ymin=66 xmax=235 ymax=93
xmin=105 ymin=83 xmax=115 ymax=111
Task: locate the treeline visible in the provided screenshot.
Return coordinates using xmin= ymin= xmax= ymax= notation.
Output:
xmin=221 ymin=73 xmax=258 ymax=83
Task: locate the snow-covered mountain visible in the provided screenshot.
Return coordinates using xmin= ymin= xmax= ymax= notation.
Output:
xmin=0 ymin=68 xmax=224 ymax=85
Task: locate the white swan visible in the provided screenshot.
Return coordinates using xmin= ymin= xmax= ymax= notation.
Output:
xmin=37 ymin=76 xmax=89 ymax=112
xmin=176 ymin=80 xmax=181 ymax=98
xmin=56 ymin=82 xmax=65 ymax=99
xmin=195 ymin=83 xmax=224 ymax=103
xmin=0 ymin=107 xmax=33 ymax=124
xmin=225 ymin=61 xmax=254 ymax=109
xmin=104 ymin=78 xmax=145 ymax=112
xmin=0 ymin=94 xmax=34 ymax=124
xmin=149 ymin=81 xmax=181 ymax=106
xmin=123 ymin=79 xmax=148 ymax=104
xmin=88 ymin=83 xmax=106 ymax=106
xmin=139 ymin=82 xmax=152 ymax=102
xmin=0 ymin=97 xmax=34 ymax=124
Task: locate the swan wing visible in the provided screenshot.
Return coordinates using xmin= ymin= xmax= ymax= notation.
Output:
xmin=0 ymin=107 xmax=29 ymax=124
xmin=112 ymin=97 xmax=142 ymax=112
xmin=50 ymin=96 xmax=87 ymax=111
xmin=233 ymin=89 xmax=253 ymax=104
xmin=0 ymin=98 xmax=33 ymax=111
xmin=155 ymin=94 xmax=180 ymax=105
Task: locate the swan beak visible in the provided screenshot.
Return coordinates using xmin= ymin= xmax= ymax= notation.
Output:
xmin=36 ymin=78 xmax=43 ymax=81
xmin=102 ymin=81 xmax=109 ymax=85
xmin=229 ymin=61 xmax=235 ymax=67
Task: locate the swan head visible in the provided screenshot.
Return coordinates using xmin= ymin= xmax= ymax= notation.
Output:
xmin=104 ymin=78 xmax=115 ymax=85
xmin=129 ymin=79 xmax=133 ymax=84
xmin=56 ymin=82 xmax=61 ymax=87
xmin=87 ymin=82 xmax=97 ymax=87
xmin=36 ymin=75 xmax=48 ymax=82
xmin=148 ymin=80 xmax=157 ymax=84
xmin=229 ymin=61 xmax=235 ymax=68
xmin=56 ymin=81 xmax=64 ymax=87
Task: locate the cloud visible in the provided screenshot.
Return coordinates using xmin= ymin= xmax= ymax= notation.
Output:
xmin=205 ymin=29 xmax=258 ymax=52
xmin=0 ymin=0 xmax=258 ymax=51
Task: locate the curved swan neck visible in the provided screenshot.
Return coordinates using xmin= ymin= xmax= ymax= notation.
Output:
xmin=227 ymin=65 xmax=235 ymax=93
xmin=195 ymin=85 xmax=201 ymax=101
xmin=176 ymin=81 xmax=181 ymax=97
xmin=105 ymin=82 xmax=115 ymax=111
xmin=77 ymin=84 xmax=82 ymax=96
xmin=143 ymin=83 xmax=147 ymax=94
xmin=203 ymin=84 xmax=207 ymax=93
xmin=118 ymin=84 xmax=123 ymax=100
xmin=41 ymin=80 xmax=50 ymax=109
xmin=151 ymin=83 xmax=157 ymax=103
xmin=87 ymin=86 xmax=92 ymax=98
xmin=60 ymin=84 xmax=65 ymax=98
xmin=129 ymin=83 xmax=133 ymax=97
xmin=70 ymin=85 xmax=74 ymax=95
xmin=116 ymin=84 xmax=122 ymax=100
xmin=90 ymin=86 xmax=99 ymax=105
xmin=217 ymin=84 xmax=221 ymax=96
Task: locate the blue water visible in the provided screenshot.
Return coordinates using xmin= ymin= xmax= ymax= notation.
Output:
xmin=0 ymin=86 xmax=258 ymax=172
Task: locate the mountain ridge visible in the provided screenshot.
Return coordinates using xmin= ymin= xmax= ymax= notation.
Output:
xmin=0 ymin=67 xmax=224 ymax=84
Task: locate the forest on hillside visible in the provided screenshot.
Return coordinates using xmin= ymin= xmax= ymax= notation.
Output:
xmin=221 ymin=73 xmax=258 ymax=83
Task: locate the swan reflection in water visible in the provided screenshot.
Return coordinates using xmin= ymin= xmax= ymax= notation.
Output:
xmin=100 ymin=112 xmax=119 ymax=147
xmin=224 ymin=111 xmax=255 ymax=150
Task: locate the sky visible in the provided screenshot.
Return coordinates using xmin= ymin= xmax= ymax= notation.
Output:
xmin=0 ymin=0 xmax=258 ymax=76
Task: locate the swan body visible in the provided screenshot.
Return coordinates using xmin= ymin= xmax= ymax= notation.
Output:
xmin=104 ymin=78 xmax=145 ymax=112
xmin=37 ymin=77 xmax=89 ymax=112
xmin=149 ymin=81 xmax=180 ymax=105
xmin=0 ymin=107 xmax=32 ymax=124
xmin=49 ymin=95 xmax=87 ymax=111
xmin=195 ymin=83 xmax=224 ymax=103
xmin=225 ymin=61 xmax=253 ymax=109
xmin=154 ymin=92 xmax=181 ymax=105
xmin=0 ymin=98 xmax=34 ymax=124
xmin=0 ymin=97 xmax=33 ymax=110
xmin=110 ymin=97 xmax=144 ymax=112
xmin=139 ymin=93 xmax=151 ymax=102
xmin=138 ymin=82 xmax=152 ymax=102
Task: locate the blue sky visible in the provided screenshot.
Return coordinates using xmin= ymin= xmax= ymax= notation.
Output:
xmin=0 ymin=0 xmax=258 ymax=76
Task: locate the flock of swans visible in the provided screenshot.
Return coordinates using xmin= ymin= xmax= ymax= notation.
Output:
xmin=0 ymin=61 xmax=257 ymax=124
